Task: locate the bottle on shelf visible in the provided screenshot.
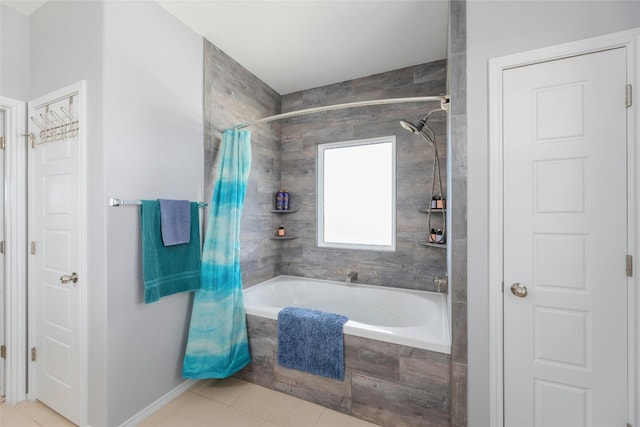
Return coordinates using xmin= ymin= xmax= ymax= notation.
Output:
xmin=436 ymin=196 xmax=446 ymax=209
xmin=277 ymin=224 xmax=286 ymax=237
xmin=431 ymin=196 xmax=437 ymax=209
xmin=436 ymin=229 xmax=445 ymax=244
xmin=430 ymin=228 xmax=437 ymax=243
xmin=275 ymin=190 xmax=284 ymax=210
xmin=282 ymin=190 xmax=289 ymax=211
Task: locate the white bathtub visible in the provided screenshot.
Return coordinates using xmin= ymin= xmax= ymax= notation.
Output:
xmin=243 ymin=275 xmax=451 ymax=354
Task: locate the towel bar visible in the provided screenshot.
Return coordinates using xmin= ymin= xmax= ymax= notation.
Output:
xmin=109 ymin=198 xmax=208 ymax=208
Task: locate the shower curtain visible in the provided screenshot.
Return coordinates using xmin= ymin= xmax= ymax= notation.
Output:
xmin=183 ymin=129 xmax=252 ymax=379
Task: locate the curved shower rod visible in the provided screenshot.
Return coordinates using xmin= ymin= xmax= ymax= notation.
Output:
xmin=229 ymin=95 xmax=450 ymax=131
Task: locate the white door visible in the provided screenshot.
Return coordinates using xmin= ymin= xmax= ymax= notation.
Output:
xmin=28 ymin=89 xmax=82 ymax=425
xmin=503 ymin=48 xmax=628 ymax=426
xmin=0 ymin=109 xmax=5 ymax=400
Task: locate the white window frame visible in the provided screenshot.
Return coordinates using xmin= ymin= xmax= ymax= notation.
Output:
xmin=317 ymin=135 xmax=396 ymax=252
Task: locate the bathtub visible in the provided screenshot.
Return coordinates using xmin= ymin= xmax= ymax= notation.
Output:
xmin=243 ymin=275 xmax=450 ymax=354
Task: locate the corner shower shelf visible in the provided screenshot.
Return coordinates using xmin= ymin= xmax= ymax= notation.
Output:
xmin=419 ymin=242 xmax=447 ymax=249
xmin=270 ymin=209 xmax=298 ymax=214
xmin=418 ymin=208 xmax=446 ymax=213
xmin=270 ymin=236 xmax=298 ymax=240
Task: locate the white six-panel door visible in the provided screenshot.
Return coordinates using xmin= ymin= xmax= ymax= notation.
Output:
xmin=503 ymin=47 xmax=628 ymax=426
xmin=28 ymin=89 xmax=82 ymax=425
xmin=0 ymin=109 xmax=6 ymax=400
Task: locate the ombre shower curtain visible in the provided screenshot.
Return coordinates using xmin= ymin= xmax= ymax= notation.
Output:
xmin=183 ymin=129 xmax=252 ymax=378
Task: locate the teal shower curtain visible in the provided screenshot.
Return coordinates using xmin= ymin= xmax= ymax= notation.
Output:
xmin=183 ymin=129 xmax=252 ymax=379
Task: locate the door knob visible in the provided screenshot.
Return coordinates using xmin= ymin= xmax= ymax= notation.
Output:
xmin=60 ymin=272 xmax=78 ymax=285
xmin=510 ymin=282 xmax=528 ymax=298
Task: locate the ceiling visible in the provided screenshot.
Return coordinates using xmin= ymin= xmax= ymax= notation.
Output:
xmin=3 ymin=0 xmax=449 ymax=95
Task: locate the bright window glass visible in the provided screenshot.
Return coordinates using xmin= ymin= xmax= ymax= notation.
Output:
xmin=317 ymin=136 xmax=396 ymax=251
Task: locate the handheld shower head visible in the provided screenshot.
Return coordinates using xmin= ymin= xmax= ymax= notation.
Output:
xmin=400 ymin=114 xmax=428 ymax=135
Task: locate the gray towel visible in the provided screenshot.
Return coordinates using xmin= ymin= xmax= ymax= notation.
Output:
xmin=159 ymin=199 xmax=191 ymax=246
xmin=277 ymin=306 xmax=348 ymax=380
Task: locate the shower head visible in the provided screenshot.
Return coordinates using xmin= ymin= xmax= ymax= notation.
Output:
xmin=400 ymin=115 xmax=428 ymax=135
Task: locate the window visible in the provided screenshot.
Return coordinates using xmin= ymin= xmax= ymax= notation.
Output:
xmin=317 ymin=136 xmax=396 ymax=251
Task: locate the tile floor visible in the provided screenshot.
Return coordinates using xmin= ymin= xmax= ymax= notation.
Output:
xmin=0 ymin=378 xmax=381 ymax=427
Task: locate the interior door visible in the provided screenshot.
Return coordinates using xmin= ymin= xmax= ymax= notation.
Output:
xmin=0 ymin=109 xmax=6 ymax=400
xmin=503 ymin=47 xmax=628 ymax=426
xmin=28 ymin=90 xmax=82 ymax=425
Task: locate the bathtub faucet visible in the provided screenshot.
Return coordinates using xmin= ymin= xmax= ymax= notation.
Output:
xmin=346 ymin=271 xmax=358 ymax=283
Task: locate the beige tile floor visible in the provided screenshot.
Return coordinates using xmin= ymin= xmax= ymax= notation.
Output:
xmin=0 ymin=378 xmax=381 ymax=427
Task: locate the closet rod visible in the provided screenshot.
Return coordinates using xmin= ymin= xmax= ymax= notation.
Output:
xmin=109 ymin=198 xmax=208 ymax=208
xmin=231 ymin=95 xmax=449 ymax=130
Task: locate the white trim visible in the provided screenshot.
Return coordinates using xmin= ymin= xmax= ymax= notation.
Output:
xmin=488 ymin=27 xmax=640 ymax=427
xmin=316 ymin=135 xmax=397 ymax=252
xmin=26 ymin=81 xmax=89 ymax=427
xmin=118 ymin=379 xmax=195 ymax=427
xmin=0 ymin=96 xmax=27 ymax=404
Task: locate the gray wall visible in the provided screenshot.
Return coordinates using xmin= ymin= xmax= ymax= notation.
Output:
xmin=0 ymin=5 xmax=29 ymax=101
xmin=29 ymin=1 xmax=204 ymax=425
xmin=279 ymin=61 xmax=447 ymax=291
xmin=203 ymin=41 xmax=282 ymax=288
xmin=447 ymin=2 xmax=467 ymax=426
xmin=103 ymin=2 xmax=203 ymax=425
xmin=466 ymin=2 xmax=640 ymax=425
xmin=203 ymin=45 xmax=446 ymax=291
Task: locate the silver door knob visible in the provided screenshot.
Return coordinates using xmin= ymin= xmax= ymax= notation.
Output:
xmin=510 ymin=282 xmax=528 ymax=298
xmin=60 ymin=272 xmax=78 ymax=285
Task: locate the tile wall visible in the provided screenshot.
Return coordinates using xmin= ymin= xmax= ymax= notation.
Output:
xmin=278 ymin=61 xmax=448 ymax=291
xmin=447 ymin=2 xmax=468 ymax=426
xmin=204 ymin=1 xmax=467 ymax=420
xmin=237 ymin=315 xmax=451 ymax=427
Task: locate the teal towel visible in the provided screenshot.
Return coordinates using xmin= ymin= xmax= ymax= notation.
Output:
xmin=141 ymin=200 xmax=201 ymax=304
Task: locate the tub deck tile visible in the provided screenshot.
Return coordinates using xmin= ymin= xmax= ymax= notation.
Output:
xmin=399 ymin=346 xmax=451 ymax=395
xmin=351 ymin=373 xmax=450 ymax=427
xmin=344 ymin=336 xmax=400 ymax=383
xmin=236 ymin=315 xmax=277 ymax=387
xmin=245 ymin=315 xmax=277 ymax=349
xmin=273 ymin=363 xmax=352 ymax=414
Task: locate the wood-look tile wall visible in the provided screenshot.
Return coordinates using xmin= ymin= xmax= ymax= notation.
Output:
xmin=205 ymin=39 xmax=447 ymax=290
xmin=278 ymin=61 xmax=448 ymax=291
xmin=203 ymin=41 xmax=282 ymax=286
xmin=448 ymin=2 xmax=468 ymax=426
xmin=237 ymin=315 xmax=451 ymax=427
xmin=204 ymin=38 xmax=457 ymax=427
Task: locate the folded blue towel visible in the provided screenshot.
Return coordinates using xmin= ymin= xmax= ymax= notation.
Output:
xmin=277 ymin=306 xmax=348 ymax=380
xmin=141 ymin=200 xmax=201 ymax=304
xmin=159 ymin=199 xmax=191 ymax=246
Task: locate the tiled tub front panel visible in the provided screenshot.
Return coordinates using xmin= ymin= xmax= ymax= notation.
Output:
xmin=235 ymin=315 xmax=451 ymax=427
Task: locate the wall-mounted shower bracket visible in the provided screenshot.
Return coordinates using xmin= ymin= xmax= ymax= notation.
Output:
xmin=440 ymin=96 xmax=450 ymax=112
xmin=433 ymin=276 xmax=448 ymax=293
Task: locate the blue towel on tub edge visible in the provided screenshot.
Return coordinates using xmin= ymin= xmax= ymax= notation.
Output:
xmin=141 ymin=200 xmax=201 ymax=304
xmin=277 ymin=306 xmax=349 ymax=380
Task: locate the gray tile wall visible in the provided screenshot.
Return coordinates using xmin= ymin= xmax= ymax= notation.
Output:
xmin=448 ymin=1 xmax=468 ymax=426
xmin=237 ymin=315 xmax=451 ymax=427
xmin=204 ymin=17 xmax=464 ymax=424
xmin=278 ymin=61 xmax=448 ymax=291
xmin=203 ymin=41 xmax=282 ymax=286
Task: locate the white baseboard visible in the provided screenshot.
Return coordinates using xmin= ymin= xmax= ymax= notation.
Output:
xmin=118 ymin=379 xmax=196 ymax=427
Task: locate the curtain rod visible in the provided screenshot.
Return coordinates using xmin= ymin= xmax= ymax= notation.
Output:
xmin=230 ymin=95 xmax=450 ymax=131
